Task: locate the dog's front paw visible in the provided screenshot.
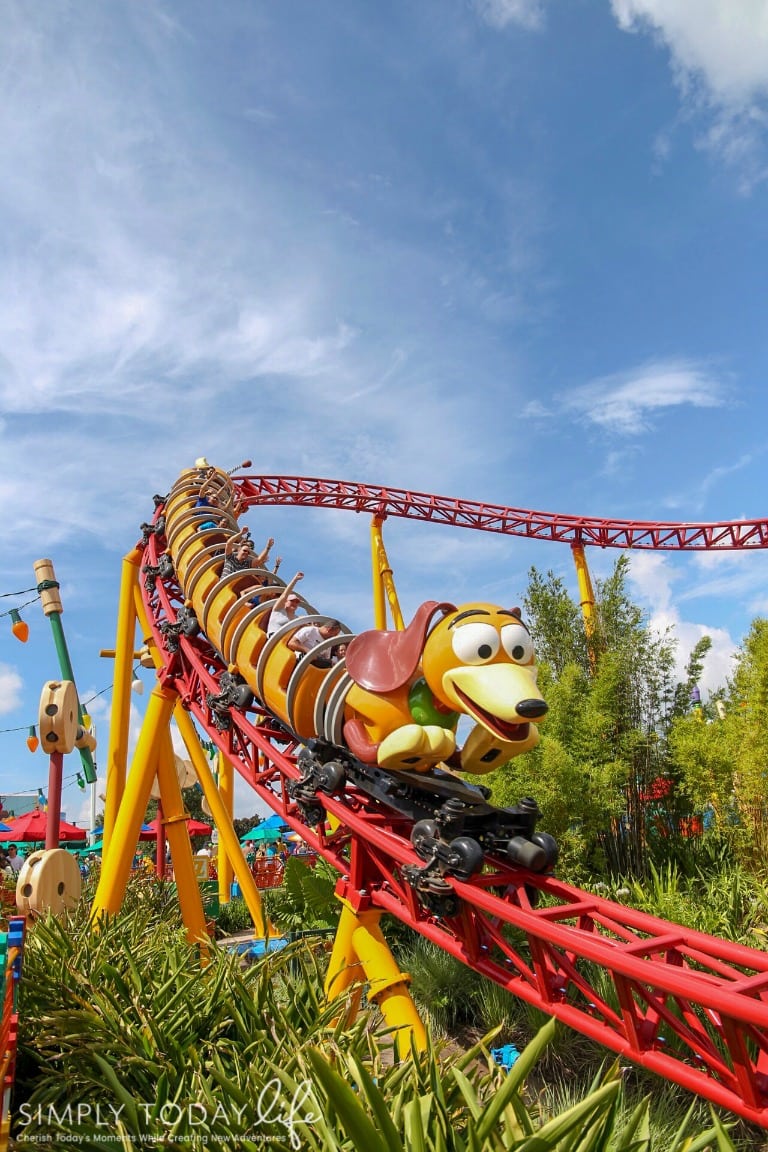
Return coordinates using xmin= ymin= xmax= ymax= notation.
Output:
xmin=460 ymin=722 xmax=540 ymax=774
xmin=378 ymin=724 xmax=456 ymax=772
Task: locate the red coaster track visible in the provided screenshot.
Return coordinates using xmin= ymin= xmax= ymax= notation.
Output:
xmin=237 ymin=475 xmax=768 ymax=550
xmin=140 ymin=474 xmax=768 ymax=1128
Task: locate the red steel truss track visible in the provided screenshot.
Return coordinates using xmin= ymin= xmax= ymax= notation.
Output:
xmin=238 ymin=475 xmax=768 ymax=551
xmin=140 ymin=475 xmax=768 ymax=1128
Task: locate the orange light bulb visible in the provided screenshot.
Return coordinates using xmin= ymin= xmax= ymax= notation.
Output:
xmin=10 ymin=610 xmax=28 ymax=643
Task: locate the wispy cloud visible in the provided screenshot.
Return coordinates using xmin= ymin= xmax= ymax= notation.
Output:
xmin=473 ymin=0 xmax=545 ymax=31
xmin=561 ymin=358 xmax=726 ymax=435
xmin=661 ymin=454 xmax=752 ymax=512
xmin=612 ymin=0 xmax=768 ymax=184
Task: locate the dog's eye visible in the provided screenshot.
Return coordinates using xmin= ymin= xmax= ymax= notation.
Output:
xmin=451 ymin=623 xmax=500 ymax=665
xmin=501 ymin=623 xmax=534 ymax=665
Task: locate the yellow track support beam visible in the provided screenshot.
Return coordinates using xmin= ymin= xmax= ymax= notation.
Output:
xmin=156 ymin=729 xmax=209 ymax=944
xmin=174 ymin=706 xmax=268 ymax=938
xmin=102 ymin=548 xmax=143 ymax=853
xmin=92 ymin=683 xmax=177 ymax=919
xmin=571 ymin=541 xmax=597 ymax=667
xmin=216 ymin=751 xmax=235 ymax=906
xmin=325 ymin=900 xmax=426 ymax=1058
xmin=370 ymin=517 xmax=404 ymax=632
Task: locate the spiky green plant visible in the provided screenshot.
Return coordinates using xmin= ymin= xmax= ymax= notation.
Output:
xmin=9 ymin=873 xmax=750 ymax=1150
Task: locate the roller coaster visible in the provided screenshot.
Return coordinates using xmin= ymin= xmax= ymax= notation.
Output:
xmin=91 ymin=464 xmax=768 ymax=1129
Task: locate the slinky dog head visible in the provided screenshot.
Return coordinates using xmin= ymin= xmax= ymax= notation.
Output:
xmin=422 ymin=602 xmax=547 ymax=745
xmin=345 ymin=600 xmax=547 ymax=748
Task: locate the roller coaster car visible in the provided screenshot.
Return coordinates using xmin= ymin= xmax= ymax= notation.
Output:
xmin=161 ymin=467 xmax=558 ymax=892
xmin=292 ymin=736 xmax=559 ymax=884
xmin=342 ymin=599 xmax=548 ymax=777
xmin=290 ymin=598 xmax=558 ymax=885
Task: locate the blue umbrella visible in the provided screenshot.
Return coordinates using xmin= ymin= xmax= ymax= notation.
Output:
xmin=260 ymin=813 xmax=287 ymax=830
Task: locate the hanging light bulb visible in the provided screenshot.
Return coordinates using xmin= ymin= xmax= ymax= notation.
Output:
xmin=9 ymin=609 xmax=28 ymax=643
xmin=76 ymin=772 xmax=86 ymax=791
xmin=131 ymin=671 xmax=144 ymax=695
xmin=26 ymin=725 xmax=39 ymax=753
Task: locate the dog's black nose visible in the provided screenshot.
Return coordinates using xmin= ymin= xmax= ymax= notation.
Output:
xmin=517 ymin=698 xmax=548 ymax=719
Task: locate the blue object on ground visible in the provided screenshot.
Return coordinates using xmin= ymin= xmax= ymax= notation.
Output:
xmin=491 ymin=1044 xmax=521 ymax=1070
xmin=232 ymin=936 xmax=288 ymax=959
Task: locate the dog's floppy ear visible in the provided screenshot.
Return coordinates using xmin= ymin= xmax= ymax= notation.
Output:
xmin=346 ymin=601 xmax=456 ymax=693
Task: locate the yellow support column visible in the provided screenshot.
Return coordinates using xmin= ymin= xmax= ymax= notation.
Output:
xmin=325 ymin=898 xmax=426 ymax=1058
xmin=92 ymin=682 xmax=177 ymax=919
xmin=370 ymin=518 xmax=404 ymax=632
xmin=102 ymin=548 xmax=143 ymax=853
xmin=370 ymin=517 xmax=387 ymax=631
xmin=216 ymin=751 xmax=235 ymax=906
xmin=571 ymin=541 xmax=597 ymax=663
xmin=156 ymin=730 xmax=209 ymax=945
xmin=325 ymin=901 xmax=366 ymax=1027
xmin=174 ymin=706 xmax=268 ymax=938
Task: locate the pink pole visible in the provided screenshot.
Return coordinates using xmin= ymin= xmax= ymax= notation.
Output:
xmin=156 ymin=803 xmax=166 ymax=879
xmin=46 ymin=751 xmax=63 ymax=850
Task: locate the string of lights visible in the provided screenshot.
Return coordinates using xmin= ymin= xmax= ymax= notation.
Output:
xmin=0 ymin=580 xmax=43 ymax=644
xmin=0 ymin=770 xmax=86 ymax=797
xmin=0 ymin=595 xmax=40 ymax=615
xmin=0 ymin=679 xmax=122 ymax=736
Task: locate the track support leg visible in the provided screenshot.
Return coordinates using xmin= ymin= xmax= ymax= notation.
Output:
xmin=156 ymin=728 xmax=210 ymax=945
xmin=216 ymin=751 xmax=235 ymax=906
xmin=325 ymin=899 xmax=426 ymax=1058
xmin=102 ymin=548 xmax=143 ymax=853
xmin=174 ymin=706 xmax=269 ymax=938
xmin=92 ymin=684 xmax=179 ymax=918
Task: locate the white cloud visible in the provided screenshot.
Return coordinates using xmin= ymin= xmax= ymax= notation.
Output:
xmin=562 ymin=358 xmax=725 ymax=435
xmin=0 ymin=665 xmax=23 ymax=715
xmin=626 ymin=551 xmax=738 ymax=696
xmin=612 ymin=1 xmax=768 ymax=183
xmin=612 ymin=1 xmax=768 ymax=107
xmin=474 ymin=0 xmax=545 ymax=31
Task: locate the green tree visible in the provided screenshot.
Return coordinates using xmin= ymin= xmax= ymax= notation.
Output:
xmin=670 ymin=618 xmax=768 ymax=870
xmin=491 ymin=557 xmax=681 ymax=879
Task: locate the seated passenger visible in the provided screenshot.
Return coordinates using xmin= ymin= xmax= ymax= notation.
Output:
xmin=222 ymin=529 xmax=275 ymax=577
xmin=195 ymin=470 xmax=227 ymax=531
xmin=266 ymin=572 xmax=305 ymax=637
xmin=330 ymin=641 xmax=348 ymax=664
xmin=287 ymin=619 xmax=341 ymax=667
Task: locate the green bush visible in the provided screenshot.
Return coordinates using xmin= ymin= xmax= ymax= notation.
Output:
xmin=214 ymin=897 xmax=254 ymax=937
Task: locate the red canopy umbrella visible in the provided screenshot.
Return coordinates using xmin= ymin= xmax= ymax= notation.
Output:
xmin=187 ymin=818 xmax=213 ymax=837
xmin=0 ymin=811 xmax=86 ymax=842
xmin=143 ymin=817 xmax=212 ymax=838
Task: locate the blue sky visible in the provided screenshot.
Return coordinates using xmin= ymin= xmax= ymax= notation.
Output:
xmin=2 ymin=0 xmax=768 ymax=821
